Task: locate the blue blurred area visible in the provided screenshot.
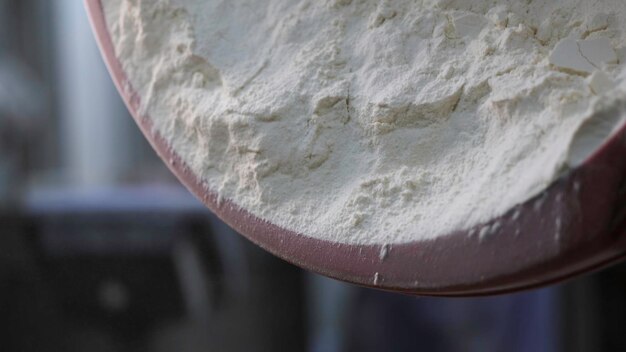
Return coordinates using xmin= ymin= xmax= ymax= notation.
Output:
xmin=345 ymin=287 xmax=559 ymax=352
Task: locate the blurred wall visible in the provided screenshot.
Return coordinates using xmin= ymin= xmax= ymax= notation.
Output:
xmin=53 ymin=0 xmax=135 ymax=187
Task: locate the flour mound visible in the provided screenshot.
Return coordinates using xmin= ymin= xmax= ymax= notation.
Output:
xmin=104 ymin=0 xmax=626 ymax=244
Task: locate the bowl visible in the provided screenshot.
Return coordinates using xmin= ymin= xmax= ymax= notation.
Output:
xmin=85 ymin=0 xmax=626 ymax=296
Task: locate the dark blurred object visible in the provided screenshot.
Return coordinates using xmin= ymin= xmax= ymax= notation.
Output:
xmin=29 ymin=188 xmax=189 ymax=340
xmin=0 ymin=0 xmax=48 ymax=205
xmin=0 ymin=186 xmax=306 ymax=352
xmin=345 ymin=287 xmax=559 ymax=352
xmin=0 ymin=55 xmax=46 ymax=204
xmin=0 ymin=212 xmax=67 ymax=352
xmin=561 ymin=266 xmax=626 ymax=352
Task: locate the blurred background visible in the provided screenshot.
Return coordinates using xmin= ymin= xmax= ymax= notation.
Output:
xmin=0 ymin=1 xmax=624 ymax=351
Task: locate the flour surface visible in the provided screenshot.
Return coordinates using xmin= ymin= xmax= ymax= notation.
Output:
xmin=104 ymin=0 xmax=626 ymax=244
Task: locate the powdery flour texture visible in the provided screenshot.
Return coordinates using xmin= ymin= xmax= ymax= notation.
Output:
xmin=103 ymin=0 xmax=626 ymax=244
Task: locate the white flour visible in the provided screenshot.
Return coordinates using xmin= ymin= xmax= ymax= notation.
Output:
xmin=103 ymin=0 xmax=626 ymax=244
